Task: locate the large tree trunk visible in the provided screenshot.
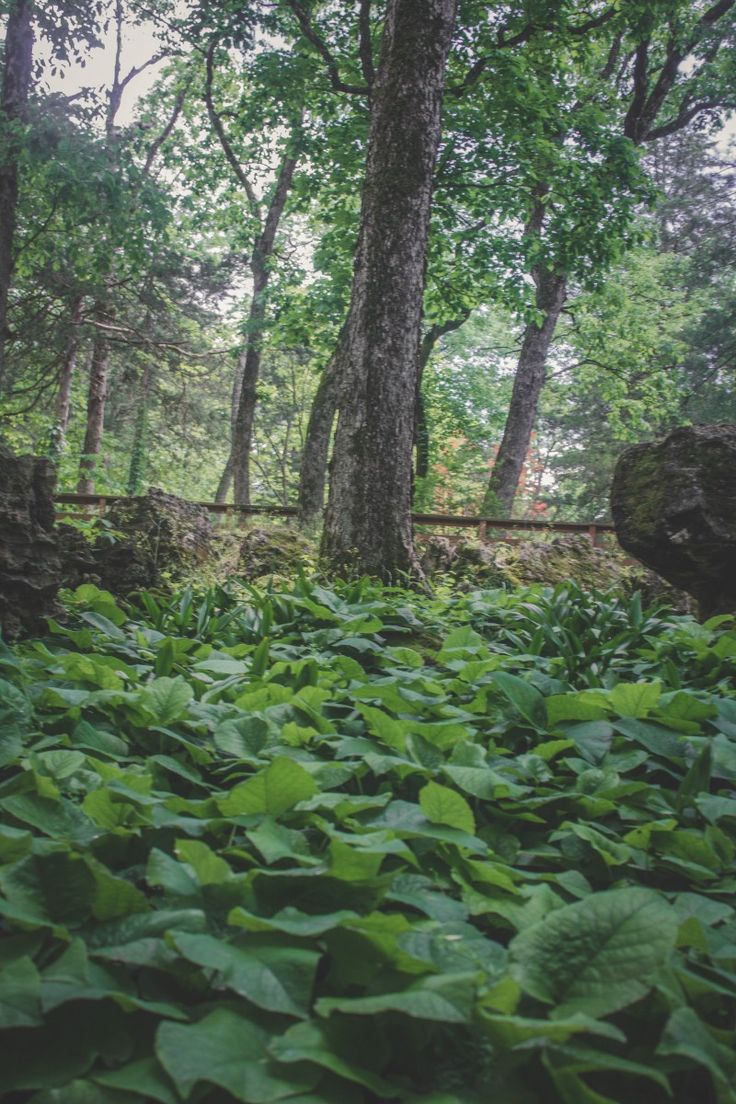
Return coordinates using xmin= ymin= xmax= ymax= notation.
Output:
xmin=231 ymin=138 xmax=301 ymax=505
xmin=482 ymin=267 xmax=567 ymax=516
xmin=0 ymin=0 xmax=33 ymax=391
xmin=77 ymin=305 xmax=112 ymax=494
xmin=50 ymin=294 xmax=84 ymax=456
xmin=321 ymin=0 xmax=457 ymax=579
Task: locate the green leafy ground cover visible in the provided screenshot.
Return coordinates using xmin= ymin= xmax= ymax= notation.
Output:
xmin=1 ymin=578 xmax=735 ymax=1103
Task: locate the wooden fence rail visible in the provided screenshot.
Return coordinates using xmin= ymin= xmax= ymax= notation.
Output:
xmin=53 ymin=493 xmax=615 ymax=546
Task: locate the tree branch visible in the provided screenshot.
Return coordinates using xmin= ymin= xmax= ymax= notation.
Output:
xmin=645 ymin=97 xmax=735 ymax=141
xmin=143 ymin=77 xmax=190 ymax=176
xmin=204 ymin=39 xmax=260 ymax=215
xmin=358 ymin=0 xmax=375 ymax=91
xmin=285 ymin=0 xmax=369 ymax=95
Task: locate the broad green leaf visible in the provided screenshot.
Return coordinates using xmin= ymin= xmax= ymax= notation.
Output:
xmin=419 ymin=781 xmax=475 ymax=836
xmin=170 ymin=931 xmax=319 ymax=1016
xmin=356 ymin=704 xmax=407 ymax=752
xmin=175 ymin=839 xmax=232 ymax=884
xmin=269 ymin=1020 xmax=396 ymax=1097
xmin=608 ymin=681 xmax=661 ymax=718
xmin=510 ymin=888 xmax=678 ymax=1017
xmin=94 ymin=1057 xmax=179 ymax=1104
xmin=140 ymin=677 xmax=194 ymax=724
xmin=657 ymin=1007 xmax=736 ymax=1092
xmin=0 ymin=956 xmax=42 ymax=1027
xmin=316 ymin=972 xmax=477 ymax=1023
xmin=156 ymin=1007 xmax=321 ymax=1102
xmin=218 ymin=756 xmax=317 ymax=817
xmin=489 ymin=671 xmax=546 ymax=729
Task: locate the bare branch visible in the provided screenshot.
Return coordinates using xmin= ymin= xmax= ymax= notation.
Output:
xmin=204 ymin=39 xmax=260 ymax=215
xmin=143 ymin=77 xmax=190 ymax=175
xmin=285 ymin=0 xmax=369 ymax=95
xmin=623 ymin=41 xmax=650 ymax=140
xmin=358 ymin=0 xmax=375 ymax=91
xmin=625 ymin=0 xmax=736 ymax=142
xmin=646 ymin=97 xmax=735 ymax=140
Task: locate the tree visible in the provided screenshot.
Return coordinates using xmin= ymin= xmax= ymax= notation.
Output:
xmin=320 ymin=0 xmax=457 ymax=579
xmin=483 ymin=0 xmax=736 ymax=515
xmin=77 ymin=0 xmax=178 ymax=493
xmin=0 ymin=0 xmax=33 ymax=392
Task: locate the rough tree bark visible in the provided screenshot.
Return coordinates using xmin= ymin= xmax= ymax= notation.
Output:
xmin=482 ymin=263 xmax=567 ymax=515
xmin=0 ymin=0 xmax=33 ymax=391
xmin=321 ymin=0 xmax=457 ymax=579
xmin=298 ymin=309 xmax=468 ymax=529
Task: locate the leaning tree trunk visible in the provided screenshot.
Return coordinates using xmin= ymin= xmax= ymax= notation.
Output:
xmin=77 ymin=305 xmax=113 ymax=494
xmin=0 ymin=0 xmax=33 ymax=391
xmin=321 ymin=0 xmax=457 ymax=580
xmin=482 ymin=268 xmax=567 ymax=516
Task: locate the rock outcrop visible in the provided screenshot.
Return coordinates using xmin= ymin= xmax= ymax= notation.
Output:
xmin=419 ymin=533 xmax=632 ymax=592
xmin=238 ymin=525 xmax=315 ymax=580
xmin=611 ymin=424 xmax=736 ymax=617
xmin=0 ymin=445 xmax=62 ymax=636
xmin=95 ymin=488 xmax=218 ymax=594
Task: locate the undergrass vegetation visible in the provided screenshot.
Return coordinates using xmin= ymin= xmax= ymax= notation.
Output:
xmin=1 ymin=578 xmax=735 ymax=1103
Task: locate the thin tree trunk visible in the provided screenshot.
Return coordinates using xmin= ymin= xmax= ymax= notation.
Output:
xmin=0 ymin=0 xmax=33 ymax=391
xmin=482 ymin=267 xmax=567 ymax=516
xmin=297 ymin=325 xmax=347 ymax=529
xmin=231 ymin=134 xmax=302 ymax=505
xmin=126 ymin=358 xmax=153 ymax=494
xmin=75 ymin=4 xmax=184 ymax=493
xmin=77 ymin=303 xmax=113 ymax=494
xmin=50 ymin=294 xmax=84 ymax=456
xmin=321 ymin=0 xmax=457 ymax=580
xmin=413 ymin=312 xmax=469 ymax=482
xmin=214 ymin=347 xmax=246 ymax=502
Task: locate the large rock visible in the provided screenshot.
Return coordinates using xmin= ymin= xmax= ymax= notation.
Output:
xmin=95 ymin=488 xmax=218 ymax=594
xmin=0 ymin=444 xmax=62 ymax=636
xmin=611 ymin=424 xmax=736 ymax=617
xmin=419 ymin=533 xmax=632 ymax=592
xmin=238 ymin=525 xmax=315 ymax=580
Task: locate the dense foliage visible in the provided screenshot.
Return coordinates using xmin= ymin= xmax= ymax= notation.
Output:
xmin=1 ymin=579 xmax=736 ymax=1102
xmin=0 ymin=1 xmax=734 ymax=520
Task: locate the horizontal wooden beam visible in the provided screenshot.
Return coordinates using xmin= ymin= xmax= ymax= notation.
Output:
xmin=53 ymin=493 xmax=615 ymax=534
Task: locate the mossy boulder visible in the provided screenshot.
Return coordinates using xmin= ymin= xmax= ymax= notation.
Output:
xmin=420 ymin=533 xmax=631 ymax=592
xmin=94 ymin=488 xmax=218 ymax=594
xmin=238 ymin=525 xmax=316 ymax=580
xmin=611 ymin=424 xmax=736 ymax=617
xmin=0 ymin=444 xmax=62 ymax=636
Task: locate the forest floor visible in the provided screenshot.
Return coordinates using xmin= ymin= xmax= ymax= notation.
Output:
xmin=1 ymin=578 xmax=735 ymax=1103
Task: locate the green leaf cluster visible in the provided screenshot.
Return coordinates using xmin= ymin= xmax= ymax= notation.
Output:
xmin=0 ymin=577 xmax=735 ymax=1102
